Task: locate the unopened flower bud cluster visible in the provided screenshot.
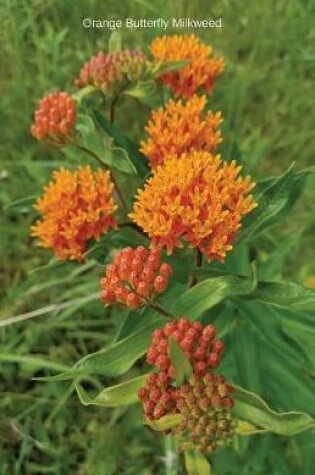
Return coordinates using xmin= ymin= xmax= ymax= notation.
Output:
xmin=139 ymin=318 xmax=236 ymax=453
xmin=173 ymin=373 xmax=236 ymax=452
xmin=101 ymin=246 xmax=172 ymax=308
xmin=75 ymin=49 xmax=148 ymax=95
xmin=147 ymin=318 xmax=224 ymax=377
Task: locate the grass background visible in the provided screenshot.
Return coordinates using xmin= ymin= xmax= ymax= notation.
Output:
xmin=1 ymin=0 xmax=315 ymax=473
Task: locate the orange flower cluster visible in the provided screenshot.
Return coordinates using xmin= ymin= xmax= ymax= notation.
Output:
xmin=75 ymin=49 xmax=147 ymax=94
xmin=31 ymin=166 xmax=117 ymax=261
xmin=150 ymin=34 xmax=224 ymax=97
xmin=140 ymin=95 xmax=222 ymax=168
xmin=130 ymin=151 xmax=257 ymax=261
xmin=31 ymin=92 xmax=76 ymax=146
xmin=100 ymin=246 xmax=172 ymax=308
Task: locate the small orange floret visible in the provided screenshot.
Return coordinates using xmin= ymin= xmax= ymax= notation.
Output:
xmin=31 ymin=166 xmax=117 ymax=261
xmin=140 ymin=95 xmax=222 ymax=168
xmin=75 ymin=49 xmax=147 ymax=93
xmin=150 ymin=34 xmax=224 ymax=97
xmin=31 ymin=92 xmax=76 ymax=146
xmin=129 ymin=151 xmax=257 ymax=261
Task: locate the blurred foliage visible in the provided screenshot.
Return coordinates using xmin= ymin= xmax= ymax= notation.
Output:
xmin=1 ymin=0 xmax=315 ymax=473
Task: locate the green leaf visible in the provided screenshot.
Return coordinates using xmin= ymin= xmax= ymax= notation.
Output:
xmin=199 ymin=242 xmax=251 ymax=278
xmin=124 ymin=80 xmax=156 ymax=100
xmin=93 ymin=110 xmax=149 ymax=179
xmin=281 ymin=319 xmax=315 ymax=367
xmin=258 ymin=232 xmax=302 ymax=281
xmin=172 ymin=266 xmax=256 ymax=320
xmin=240 ymin=165 xmax=312 ymax=241
xmin=230 ymin=139 xmax=245 ymax=164
xmin=169 ymin=338 xmax=193 ymax=386
xmin=152 ymin=59 xmax=190 ymax=77
xmin=35 ymin=317 xmax=167 ymax=381
xmin=75 ymin=114 xmax=138 ymax=175
xmin=113 ymin=306 xmax=157 ymax=342
xmin=235 ymin=420 xmax=267 ymax=436
xmin=4 ymin=194 xmax=37 ymax=212
xmin=75 ymin=373 xmax=148 ymax=407
xmin=145 ymin=414 xmax=183 ymax=431
xmin=249 ymin=281 xmax=315 ymax=312
xmin=184 ymin=450 xmax=212 ymax=475
xmin=233 ymin=385 xmax=315 ymax=436
xmin=234 ymin=299 xmax=315 ymax=413
xmin=108 ymin=30 xmax=122 ymax=53
xmin=73 ymin=85 xmax=96 ymax=103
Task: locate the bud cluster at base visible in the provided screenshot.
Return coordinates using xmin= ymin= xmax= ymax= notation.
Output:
xmin=100 ymin=246 xmax=172 ymax=308
xmin=173 ymin=373 xmax=236 ymax=452
xmin=139 ymin=319 xmax=236 ymax=453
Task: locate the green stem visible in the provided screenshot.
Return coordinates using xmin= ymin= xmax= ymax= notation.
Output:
xmin=109 ymin=97 xmax=118 ymax=123
xmin=164 ymin=436 xmax=179 ymax=475
xmin=148 ymin=301 xmax=174 ymax=320
xmin=118 ymin=221 xmax=147 ymax=238
xmin=189 ymin=248 xmax=203 ymax=288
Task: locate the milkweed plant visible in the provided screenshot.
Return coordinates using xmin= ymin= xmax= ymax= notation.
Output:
xmin=29 ymin=33 xmax=315 ymax=474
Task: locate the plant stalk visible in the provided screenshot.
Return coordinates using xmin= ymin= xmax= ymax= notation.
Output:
xmin=189 ymin=248 xmax=203 ymax=288
xmin=164 ymin=435 xmax=179 ymax=475
xmin=148 ymin=301 xmax=174 ymax=320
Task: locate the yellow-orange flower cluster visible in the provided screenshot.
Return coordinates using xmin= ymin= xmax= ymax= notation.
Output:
xmin=75 ymin=49 xmax=147 ymax=94
xmin=150 ymin=35 xmax=224 ymax=97
xmin=140 ymin=95 xmax=222 ymax=168
xmin=31 ymin=92 xmax=76 ymax=146
xmin=31 ymin=166 xmax=117 ymax=261
xmin=130 ymin=151 xmax=257 ymax=261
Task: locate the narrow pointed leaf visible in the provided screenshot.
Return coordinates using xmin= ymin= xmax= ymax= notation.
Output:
xmin=184 ymin=450 xmax=212 ymax=475
xmin=75 ymin=373 xmax=148 ymax=407
xmin=108 ymin=30 xmax=122 ymax=53
xmin=235 ymin=420 xmax=267 ymax=436
xmin=35 ymin=317 xmax=167 ymax=381
xmin=240 ymin=165 xmax=312 ymax=241
xmin=233 ymin=385 xmax=315 ymax=436
xmin=173 ymin=267 xmax=256 ymax=319
xmin=93 ymin=110 xmax=149 ymax=179
xmin=250 ymin=281 xmax=315 ymax=312
xmin=169 ymin=337 xmax=193 ymax=386
xmin=152 ymin=59 xmax=190 ymax=77
xmin=124 ymin=80 xmax=156 ymax=100
xmin=145 ymin=414 xmax=183 ymax=431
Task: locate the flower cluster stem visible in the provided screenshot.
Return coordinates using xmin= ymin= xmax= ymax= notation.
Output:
xmin=147 ymin=301 xmax=174 ymax=319
xmin=189 ymin=248 xmax=203 ymax=288
xmin=164 ymin=436 xmax=179 ymax=475
xmin=109 ymin=98 xmax=118 ymax=123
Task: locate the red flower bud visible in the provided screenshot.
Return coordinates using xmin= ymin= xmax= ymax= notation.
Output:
xmin=212 ymin=340 xmax=224 ymax=355
xmin=159 ymin=262 xmax=173 ymax=278
xmin=208 ymin=353 xmax=220 ymax=368
xmin=137 ymin=281 xmax=150 ymax=298
xmin=31 ymin=92 xmax=76 ymax=145
xmin=126 ymin=292 xmax=141 ymax=308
